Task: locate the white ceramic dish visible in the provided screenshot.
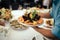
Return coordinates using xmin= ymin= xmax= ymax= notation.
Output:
xmin=37 ymin=18 xmax=54 ymax=30
xmin=18 ymin=20 xmax=43 ymax=27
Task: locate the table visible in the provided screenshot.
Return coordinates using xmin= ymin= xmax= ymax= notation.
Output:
xmin=6 ymin=27 xmax=44 ymax=40
xmin=5 ymin=10 xmax=44 ymax=40
xmin=0 ymin=9 xmax=50 ymax=40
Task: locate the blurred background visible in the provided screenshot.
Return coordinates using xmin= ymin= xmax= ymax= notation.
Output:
xmin=0 ymin=0 xmax=52 ymax=10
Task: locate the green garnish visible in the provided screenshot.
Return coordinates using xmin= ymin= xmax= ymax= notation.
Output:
xmin=32 ymin=10 xmax=36 ymax=19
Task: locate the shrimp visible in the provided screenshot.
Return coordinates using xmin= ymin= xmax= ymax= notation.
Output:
xmin=37 ymin=18 xmax=43 ymax=24
xmin=18 ymin=17 xmax=24 ymax=23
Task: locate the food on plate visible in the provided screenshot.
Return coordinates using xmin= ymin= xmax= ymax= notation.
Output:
xmin=10 ymin=20 xmax=28 ymax=30
xmin=18 ymin=10 xmax=43 ymax=26
xmin=26 ymin=7 xmax=40 ymax=14
xmin=46 ymin=20 xmax=53 ymax=26
xmin=37 ymin=18 xmax=43 ymax=24
xmin=0 ymin=8 xmax=12 ymax=21
xmin=29 ymin=7 xmax=40 ymax=10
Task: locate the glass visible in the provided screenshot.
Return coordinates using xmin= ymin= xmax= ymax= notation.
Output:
xmin=0 ymin=20 xmax=10 ymax=40
xmin=0 ymin=26 xmax=9 ymax=40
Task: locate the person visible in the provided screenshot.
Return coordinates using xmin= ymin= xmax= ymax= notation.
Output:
xmin=11 ymin=0 xmax=19 ymax=10
xmin=43 ymin=0 xmax=50 ymax=9
xmin=33 ymin=0 xmax=60 ymax=40
xmin=10 ymin=0 xmax=15 ymax=5
xmin=1 ymin=0 xmax=10 ymax=9
xmin=23 ymin=0 xmax=35 ymax=8
xmin=16 ymin=0 xmax=24 ymax=6
xmin=34 ymin=0 xmax=43 ymax=8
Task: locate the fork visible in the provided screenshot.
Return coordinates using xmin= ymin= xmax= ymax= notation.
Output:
xmin=32 ymin=37 xmax=36 ymax=40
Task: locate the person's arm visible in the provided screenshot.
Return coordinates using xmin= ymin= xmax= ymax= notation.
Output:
xmin=39 ymin=13 xmax=52 ymax=18
xmin=33 ymin=27 xmax=57 ymax=39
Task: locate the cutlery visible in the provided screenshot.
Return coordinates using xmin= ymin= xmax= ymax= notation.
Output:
xmin=32 ymin=37 xmax=36 ymax=40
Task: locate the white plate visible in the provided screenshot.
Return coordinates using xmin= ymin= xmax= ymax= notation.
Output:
xmin=37 ymin=18 xmax=54 ymax=30
xmin=10 ymin=19 xmax=28 ymax=30
xmin=18 ymin=19 xmax=43 ymax=27
xmin=11 ymin=26 xmax=28 ymax=31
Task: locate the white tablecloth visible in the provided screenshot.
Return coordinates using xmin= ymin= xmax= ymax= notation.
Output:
xmin=6 ymin=10 xmax=44 ymax=40
xmin=6 ymin=27 xmax=44 ymax=40
xmin=0 ymin=9 xmax=50 ymax=40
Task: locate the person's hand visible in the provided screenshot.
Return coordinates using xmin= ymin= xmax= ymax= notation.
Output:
xmin=32 ymin=26 xmax=42 ymax=30
xmin=32 ymin=26 xmax=56 ymax=39
xmin=0 ymin=20 xmax=5 ymax=26
xmin=38 ymin=13 xmax=51 ymax=18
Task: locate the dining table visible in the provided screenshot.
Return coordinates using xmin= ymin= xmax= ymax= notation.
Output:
xmin=0 ymin=9 xmax=52 ymax=40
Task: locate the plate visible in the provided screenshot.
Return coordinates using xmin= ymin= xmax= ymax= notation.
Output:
xmin=10 ymin=20 xmax=28 ymax=30
xmin=18 ymin=18 xmax=44 ymax=27
xmin=37 ymin=18 xmax=54 ymax=30
xmin=11 ymin=26 xmax=28 ymax=31
xmin=17 ymin=8 xmax=44 ymax=27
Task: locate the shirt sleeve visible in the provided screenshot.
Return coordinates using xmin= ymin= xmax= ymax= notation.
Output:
xmin=51 ymin=6 xmax=60 ymax=39
xmin=50 ymin=8 xmax=54 ymax=18
xmin=52 ymin=24 xmax=60 ymax=39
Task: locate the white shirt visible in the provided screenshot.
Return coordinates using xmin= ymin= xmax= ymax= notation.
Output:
xmin=43 ymin=0 xmax=50 ymax=6
xmin=34 ymin=0 xmax=39 ymax=3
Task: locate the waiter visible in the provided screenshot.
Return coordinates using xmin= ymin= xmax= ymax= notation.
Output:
xmin=33 ymin=0 xmax=60 ymax=40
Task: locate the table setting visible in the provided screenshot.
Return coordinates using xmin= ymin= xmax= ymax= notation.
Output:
xmin=0 ymin=8 xmax=53 ymax=40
